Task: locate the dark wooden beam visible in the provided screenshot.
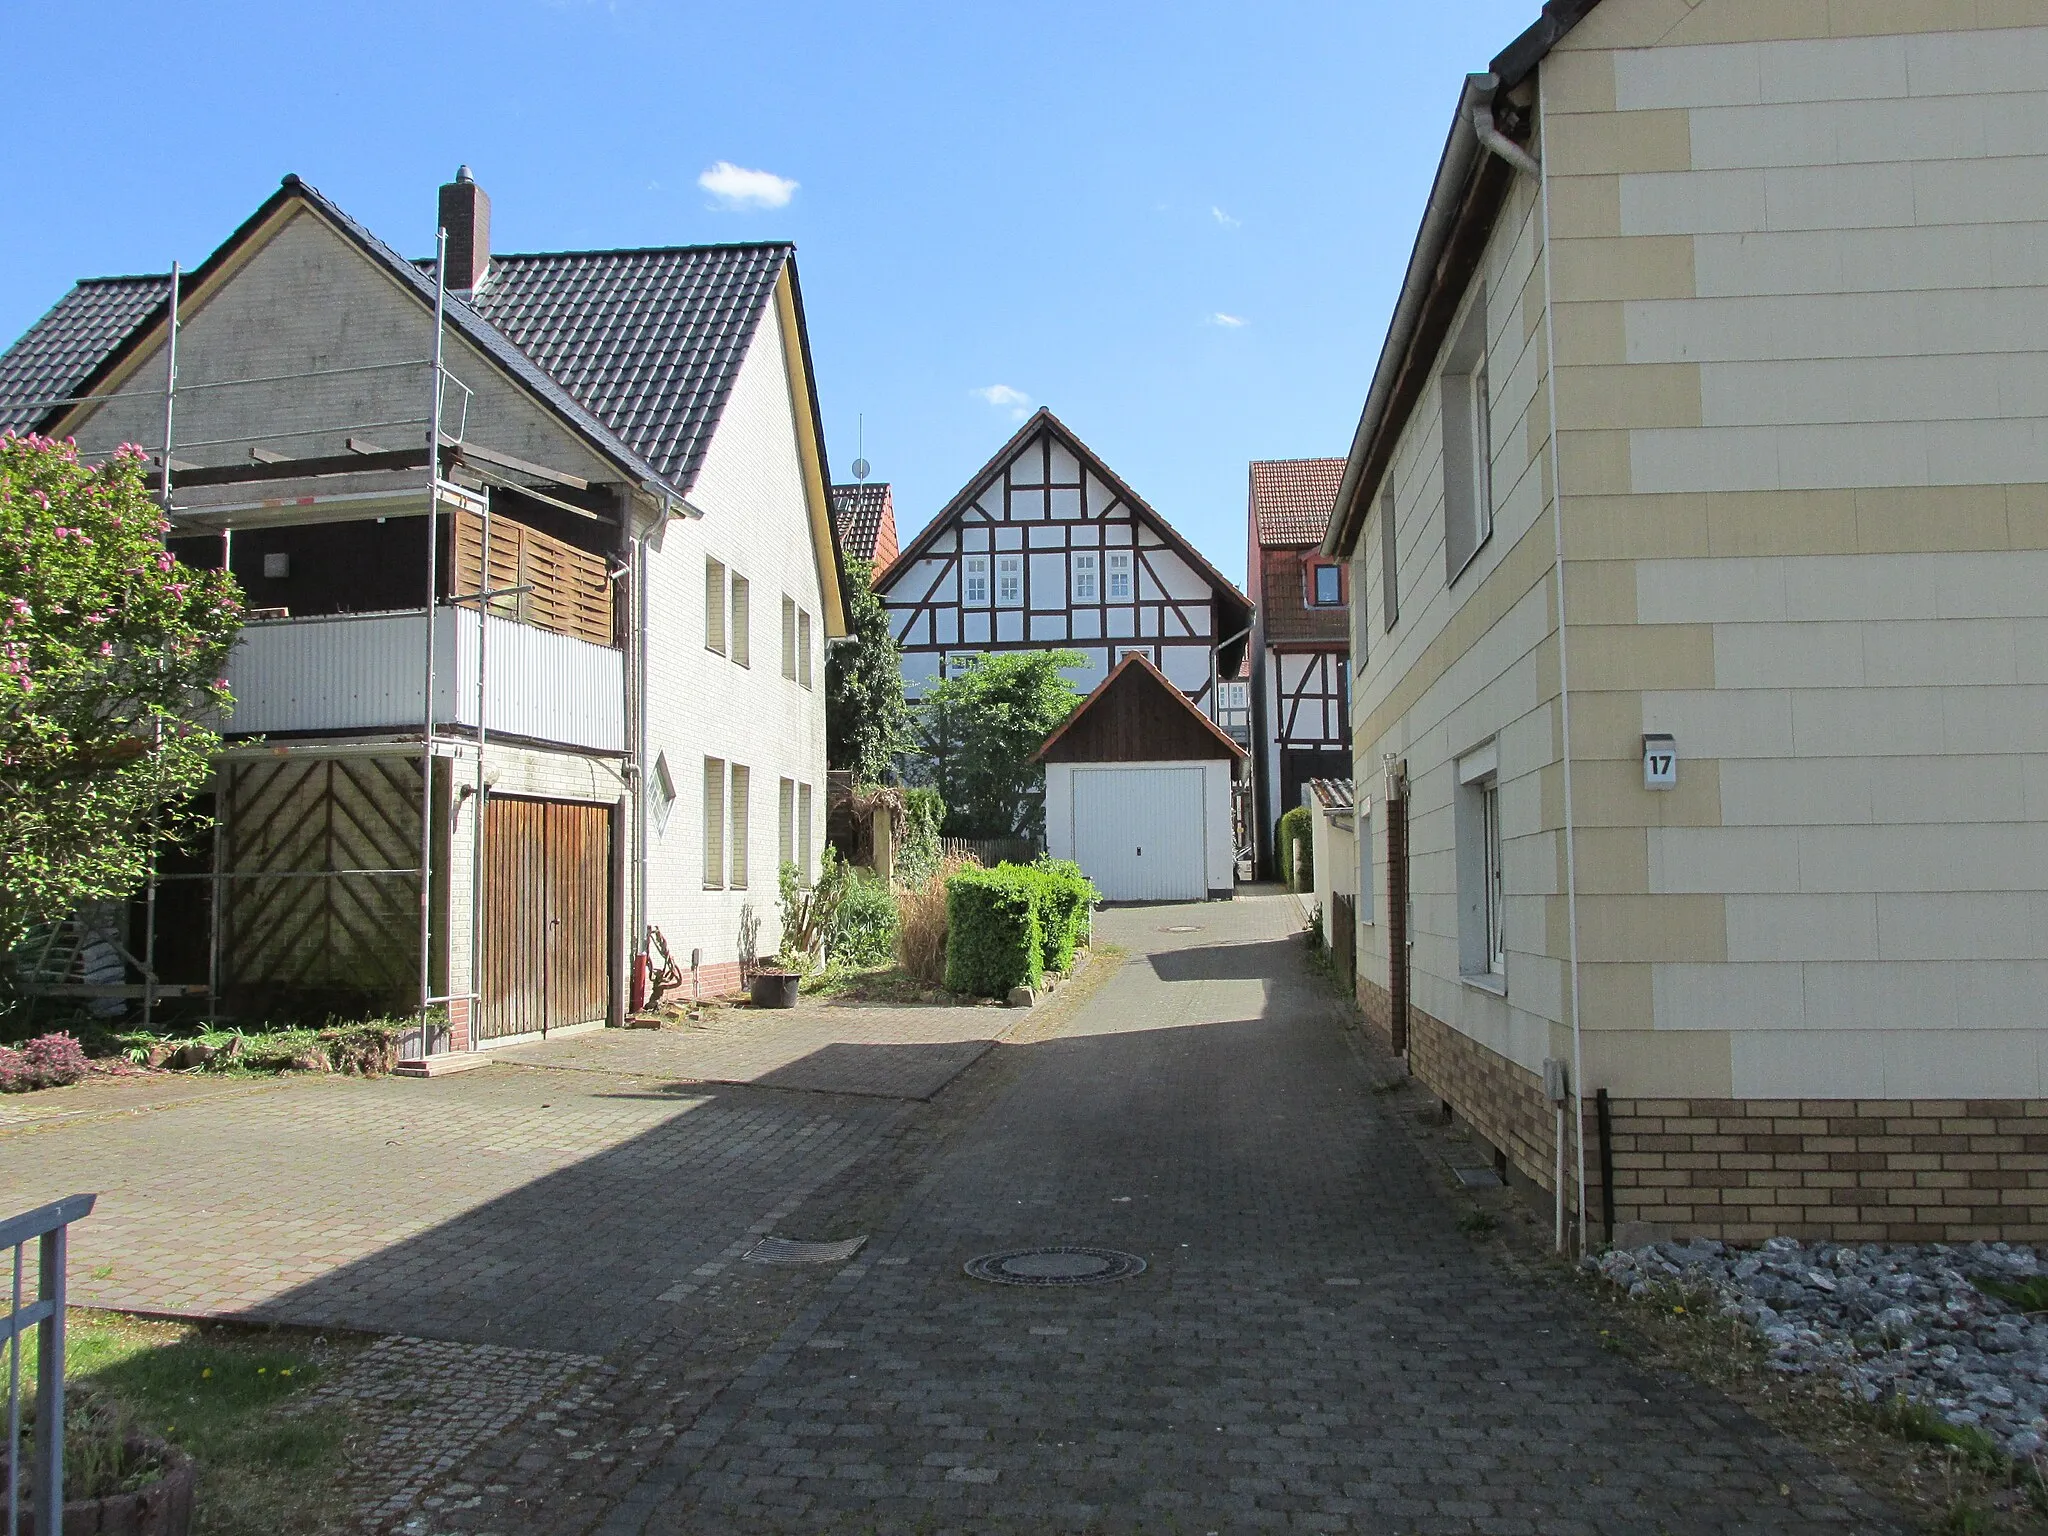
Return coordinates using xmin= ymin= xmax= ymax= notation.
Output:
xmin=445 ymin=438 xmax=589 ymax=492
xmin=146 ymin=445 xmax=432 ymax=490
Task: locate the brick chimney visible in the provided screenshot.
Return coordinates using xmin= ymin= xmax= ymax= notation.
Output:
xmin=437 ymin=166 xmax=490 ymax=292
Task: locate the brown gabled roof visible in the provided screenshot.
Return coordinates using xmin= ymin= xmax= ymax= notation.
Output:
xmin=1034 ymin=652 xmax=1248 ymax=765
xmin=881 ymin=407 xmax=1253 ymax=655
xmin=1250 ymin=458 xmax=1346 ymax=546
xmin=831 ymin=481 xmax=897 ymax=567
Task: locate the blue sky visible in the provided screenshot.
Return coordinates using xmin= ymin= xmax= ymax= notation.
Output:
xmin=1 ymin=1 xmax=1539 ymax=587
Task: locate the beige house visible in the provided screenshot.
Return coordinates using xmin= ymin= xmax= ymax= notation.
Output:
xmin=1325 ymin=0 xmax=2048 ymax=1247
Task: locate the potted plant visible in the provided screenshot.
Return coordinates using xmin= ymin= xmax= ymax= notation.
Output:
xmin=749 ymin=953 xmax=804 ymax=1009
xmin=6 ymin=1395 xmax=196 ymax=1536
xmin=751 ymin=852 xmax=850 ymax=1008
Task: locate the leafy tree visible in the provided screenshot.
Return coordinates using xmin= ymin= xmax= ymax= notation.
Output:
xmin=825 ymin=557 xmax=909 ymax=785
xmin=1 ymin=434 xmax=242 ymax=950
xmin=913 ymin=650 xmax=1084 ymax=840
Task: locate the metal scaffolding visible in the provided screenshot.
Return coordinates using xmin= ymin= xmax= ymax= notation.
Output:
xmin=25 ymin=228 xmax=498 ymax=1054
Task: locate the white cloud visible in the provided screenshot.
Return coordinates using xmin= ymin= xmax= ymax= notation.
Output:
xmin=1208 ymin=312 xmax=1247 ymax=328
xmin=1211 ymin=205 xmax=1241 ymax=228
xmin=972 ymin=384 xmax=1032 ymax=419
xmin=698 ymin=161 xmax=799 ymax=209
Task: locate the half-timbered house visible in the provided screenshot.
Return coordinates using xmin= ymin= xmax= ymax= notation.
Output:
xmin=1246 ymin=458 xmax=1350 ymax=876
xmin=875 ymin=409 xmax=1250 ymax=715
xmin=0 ymin=170 xmax=845 ymax=1054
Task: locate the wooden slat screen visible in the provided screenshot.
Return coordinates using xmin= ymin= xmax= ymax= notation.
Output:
xmin=452 ymin=508 xmax=615 ymax=648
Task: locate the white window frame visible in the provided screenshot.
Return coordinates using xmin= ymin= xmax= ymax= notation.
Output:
xmin=1441 ymin=291 xmax=1493 ymax=584
xmin=1107 ymin=549 xmax=1133 ymax=600
xmin=996 ymin=553 xmax=1022 ymax=606
xmin=729 ymin=764 xmax=751 ymax=890
xmin=1455 ymin=741 xmax=1504 ymax=987
xmin=649 ymin=751 xmax=676 ymax=835
xmin=1072 ymin=550 xmax=1099 ymax=602
xmin=963 ymin=555 xmax=990 ymax=606
xmin=704 ymin=557 xmax=727 ymax=655
xmin=730 ymin=573 xmax=751 ymax=668
xmin=703 ymin=756 xmax=726 ymax=889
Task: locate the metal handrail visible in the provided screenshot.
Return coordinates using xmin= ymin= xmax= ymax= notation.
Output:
xmin=5 ymin=1193 xmax=96 ymax=1536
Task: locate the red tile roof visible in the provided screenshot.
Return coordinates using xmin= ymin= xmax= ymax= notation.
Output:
xmin=1249 ymin=458 xmax=1346 ymax=547
xmin=830 ymin=482 xmax=897 ymax=568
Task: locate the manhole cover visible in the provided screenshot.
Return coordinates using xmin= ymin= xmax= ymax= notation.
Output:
xmin=744 ymin=1235 xmax=867 ymax=1266
xmin=964 ymin=1246 xmax=1146 ymax=1287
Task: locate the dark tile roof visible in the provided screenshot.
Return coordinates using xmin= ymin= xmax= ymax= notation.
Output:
xmin=0 ymin=178 xmax=794 ymax=500
xmin=1250 ymin=458 xmax=1346 ymax=546
xmin=463 ymin=244 xmax=790 ymax=491
xmin=830 ymin=481 xmax=894 ymax=565
xmin=0 ymin=276 xmax=168 ymax=434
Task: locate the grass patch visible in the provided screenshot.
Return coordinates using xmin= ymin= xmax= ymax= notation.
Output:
xmin=16 ymin=1310 xmax=362 ymax=1534
xmin=1456 ymin=1207 xmax=1498 ymax=1236
xmin=1870 ymin=1395 xmax=2008 ymax=1473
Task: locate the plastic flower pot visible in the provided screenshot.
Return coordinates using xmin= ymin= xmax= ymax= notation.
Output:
xmin=750 ymin=970 xmax=801 ymax=1009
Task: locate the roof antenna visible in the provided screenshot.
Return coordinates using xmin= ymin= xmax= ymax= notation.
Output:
xmin=850 ymin=414 xmax=870 ymax=483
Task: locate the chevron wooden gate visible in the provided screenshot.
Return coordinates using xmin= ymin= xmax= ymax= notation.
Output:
xmin=219 ymin=756 xmax=426 ymax=1020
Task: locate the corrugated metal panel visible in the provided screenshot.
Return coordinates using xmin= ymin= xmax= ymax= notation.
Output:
xmin=224 ymin=610 xmax=624 ymax=752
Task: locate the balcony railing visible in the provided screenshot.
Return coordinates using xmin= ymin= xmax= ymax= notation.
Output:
xmin=223 ymin=608 xmax=625 ymax=753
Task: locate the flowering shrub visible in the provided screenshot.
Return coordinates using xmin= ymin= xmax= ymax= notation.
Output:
xmin=0 ymin=433 xmax=241 ymax=947
xmin=0 ymin=1032 xmax=90 ymax=1091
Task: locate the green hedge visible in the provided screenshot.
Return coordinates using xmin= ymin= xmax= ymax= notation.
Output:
xmin=1031 ymin=858 xmax=1097 ymax=974
xmin=1278 ymin=806 xmax=1314 ymax=891
xmin=943 ymin=859 xmax=1100 ymax=998
xmin=945 ymin=866 xmax=1043 ymax=997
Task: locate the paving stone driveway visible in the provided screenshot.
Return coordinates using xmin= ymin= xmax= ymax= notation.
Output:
xmin=437 ymin=895 xmax=1904 ymax=1535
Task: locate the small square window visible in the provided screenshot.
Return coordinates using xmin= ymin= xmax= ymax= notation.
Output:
xmin=1311 ymin=564 xmax=1342 ymax=606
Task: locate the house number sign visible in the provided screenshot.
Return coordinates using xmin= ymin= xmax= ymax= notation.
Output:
xmin=1642 ymin=733 xmax=1678 ymax=790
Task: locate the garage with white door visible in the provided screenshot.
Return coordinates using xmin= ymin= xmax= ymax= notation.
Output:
xmin=1036 ymin=653 xmax=1246 ymax=902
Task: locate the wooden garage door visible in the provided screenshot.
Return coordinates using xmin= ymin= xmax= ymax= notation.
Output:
xmin=478 ymin=797 xmax=610 ymax=1041
xmin=1072 ymin=766 xmax=1206 ymax=902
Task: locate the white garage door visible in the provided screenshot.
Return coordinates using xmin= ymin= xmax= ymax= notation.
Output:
xmin=1072 ymin=766 xmax=1206 ymax=902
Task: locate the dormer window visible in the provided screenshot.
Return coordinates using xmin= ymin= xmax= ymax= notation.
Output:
xmin=1310 ymin=563 xmax=1342 ymax=607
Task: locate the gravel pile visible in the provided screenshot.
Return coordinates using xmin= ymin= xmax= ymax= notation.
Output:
xmin=1590 ymin=1237 xmax=2048 ymax=1459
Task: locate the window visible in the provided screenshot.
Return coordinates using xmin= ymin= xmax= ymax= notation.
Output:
xmin=778 ymin=777 xmax=795 ymax=870
xmin=1107 ymin=550 xmax=1133 ymax=600
xmin=649 ymin=751 xmax=676 ymax=835
xmin=1072 ymin=551 xmax=1098 ymax=602
xmin=704 ymin=557 xmax=727 ymax=654
xmin=781 ymin=595 xmax=797 ymax=679
xmin=703 ymin=757 xmax=726 ymax=888
xmin=797 ymin=781 xmax=813 ymax=886
xmin=1441 ymin=294 xmax=1493 ymax=583
xmin=798 ymin=609 xmax=814 ymax=689
xmin=1455 ymin=743 xmax=1504 ymax=983
xmin=1381 ymin=486 xmax=1399 ymax=630
xmin=729 ymin=764 xmax=750 ymax=889
xmin=730 ymin=574 xmax=751 ymax=668
xmin=996 ymin=553 xmax=1022 ymax=606
xmin=1311 ymin=563 xmax=1342 ymax=607
xmin=963 ymin=555 xmax=990 ymax=606
xmin=1358 ymin=798 xmax=1375 ymax=923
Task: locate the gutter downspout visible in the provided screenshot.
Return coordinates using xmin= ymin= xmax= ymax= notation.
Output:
xmin=1470 ymin=69 xmax=1584 ymax=1257
xmin=1531 ymin=72 xmax=1590 ymax=1257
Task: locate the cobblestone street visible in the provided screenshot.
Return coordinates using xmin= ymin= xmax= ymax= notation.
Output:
xmin=3 ymin=892 xmax=1908 ymax=1532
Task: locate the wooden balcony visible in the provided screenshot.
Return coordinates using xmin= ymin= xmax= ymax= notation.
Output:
xmin=452 ymin=508 xmax=615 ymax=648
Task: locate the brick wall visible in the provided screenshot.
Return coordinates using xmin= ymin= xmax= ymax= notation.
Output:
xmin=1359 ymin=975 xmax=1576 ymax=1211
xmin=1602 ymin=1099 xmax=2048 ymax=1245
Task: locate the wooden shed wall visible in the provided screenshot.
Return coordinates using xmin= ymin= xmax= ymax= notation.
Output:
xmin=1040 ymin=666 xmax=1237 ymax=764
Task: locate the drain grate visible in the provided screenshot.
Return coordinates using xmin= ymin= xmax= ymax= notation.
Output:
xmin=744 ymin=1235 xmax=867 ymax=1266
xmin=964 ymin=1246 xmax=1147 ymax=1287
xmin=1452 ymin=1168 xmax=1504 ymax=1189
xmin=1159 ymin=925 xmax=1202 ymax=933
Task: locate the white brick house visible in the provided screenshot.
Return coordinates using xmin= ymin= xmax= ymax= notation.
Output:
xmin=0 ymin=170 xmax=846 ymax=1047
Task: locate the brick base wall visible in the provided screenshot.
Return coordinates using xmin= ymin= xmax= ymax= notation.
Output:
xmin=1604 ymin=1098 xmax=2048 ymax=1244
xmin=446 ymin=996 xmax=472 ymax=1053
xmin=1358 ymin=976 xmax=1577 ymax=1212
